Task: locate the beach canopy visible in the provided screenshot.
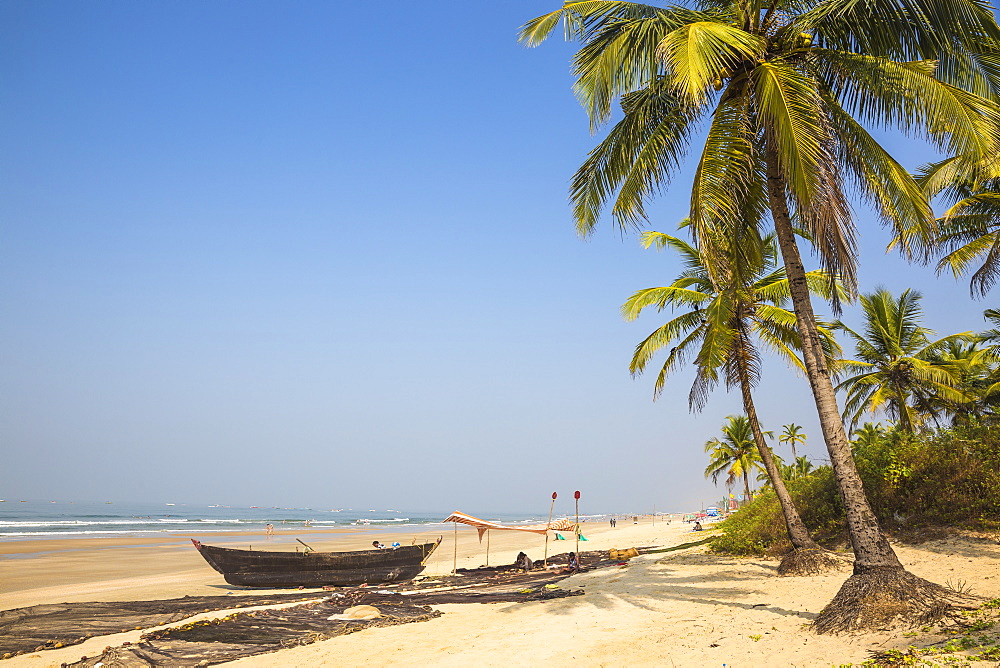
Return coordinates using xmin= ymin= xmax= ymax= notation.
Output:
xmin=443 ymin=511 xmax=574 ymax=541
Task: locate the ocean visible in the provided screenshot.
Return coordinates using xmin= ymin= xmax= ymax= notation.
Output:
xmin=0 ymin=500 xmax=552 ymax=541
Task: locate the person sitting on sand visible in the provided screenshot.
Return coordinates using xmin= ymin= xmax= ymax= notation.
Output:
xmin=568 ymin=552 xmax=579 ymax=570
xmin=515 ymin=551 xmax=533 ymax=572
xmin=372 ymin=540 xmax=385 ymax=549
xmin=693 ymin=521 xmax=703 ymax=531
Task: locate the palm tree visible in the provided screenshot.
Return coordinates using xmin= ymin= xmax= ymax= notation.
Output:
xmin=787 ymin=456 xmax=815 ymax=480
xmin=918 ymin=158 xmax=1000 ymax=299
xmin=924 ymin=339 xmax=1000 ymax=426
xmin=834 ymin=289 xmax=973 ymax=433
xmin=757 ymin=454 xmax=814 ymax=483
xmin=623 ymin=227 xmax=840 ymax=569
xmin=521 ymin=0 xmax=1000 ymax=630
xmin=779 ymin=424 xmax=807 ymax=460
xmin=982 ymin=309 xmax=1000 ymax=348
xmin=704 ymin=415 xmax=764 ymax=502
xmin=850 ymin=422 xmax=885 ymax=450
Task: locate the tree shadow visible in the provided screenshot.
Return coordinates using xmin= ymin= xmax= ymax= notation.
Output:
xmin=904 ymin=538 xmax=1000 ymax=561
xmin=495 ymin=556 xmax=823 ymax=621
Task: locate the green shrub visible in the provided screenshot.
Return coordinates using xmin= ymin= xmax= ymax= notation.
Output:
xmin=712 ymin=466 xmax=844 ymax=556
xmin=711 ymin=424 xmax=1000 ymax=556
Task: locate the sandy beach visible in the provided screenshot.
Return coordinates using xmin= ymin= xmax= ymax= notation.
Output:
xmin=4 ymin=519 xmax=1000 ymax=667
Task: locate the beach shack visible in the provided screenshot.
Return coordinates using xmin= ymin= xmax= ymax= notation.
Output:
xmin=442 ymin=511 xmax=575 ymax=572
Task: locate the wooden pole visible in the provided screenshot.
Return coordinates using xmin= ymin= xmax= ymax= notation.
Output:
xmin=452 ymin=522 xmax=457 ymax=574
xmin=544 ymin=492 xmax=557 ymax=568
xmin=574 ymin=490 xmax=581 ymax=570
xmin=486 ymin=529 xmax=490 ymax=567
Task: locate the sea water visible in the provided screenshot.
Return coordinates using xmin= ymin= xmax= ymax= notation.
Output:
xmin=0 ymin=500 xmax=551 ymax=541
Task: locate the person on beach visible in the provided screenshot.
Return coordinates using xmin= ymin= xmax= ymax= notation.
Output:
xmin=372 ymin=540 xmax=385 ymax=549
xmin=265 ymin=523 xmax=274 ymax=537
xmin=515 ymin=551 xmax=533 ymax=572
xmin=568 ymin=552 xmax=579 ymax=571
xmin=693 ymin=521 xmax=703 ymax=531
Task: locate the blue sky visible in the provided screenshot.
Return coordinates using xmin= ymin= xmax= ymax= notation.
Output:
xmin=1 ymin=1 xmax=993 ymax=516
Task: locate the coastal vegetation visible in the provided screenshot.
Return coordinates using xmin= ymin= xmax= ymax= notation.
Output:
xmin=522 ymin=0 xmax=1000 ymax=632
xmin=712 ymin=422 xmax=1000 ymax=556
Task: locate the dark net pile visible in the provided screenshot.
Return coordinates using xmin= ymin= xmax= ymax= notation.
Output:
xmin=67 ymin=594 xmax=444 ymax=667
xmin=0 ymin=593 xmax=318 ymax=658
xmin=4 ymin=548 xmax=623 ymax=666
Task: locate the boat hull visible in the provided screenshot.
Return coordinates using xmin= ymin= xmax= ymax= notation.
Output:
xmin=192 ymin=540 xmax=440 ymax=587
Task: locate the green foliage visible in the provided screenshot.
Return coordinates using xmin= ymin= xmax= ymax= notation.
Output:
xmin=704 ymin=415 xmax=766 ymax=500
xmin=854 ymin=423 xmax=1000 ymax=531
xmin=713 ymin=423 xmax=1000 ymax=555
xmin=834 ymin=288 xmax=974 ymax=433
xmin=711 ymin=466 xmax=844 ymax=556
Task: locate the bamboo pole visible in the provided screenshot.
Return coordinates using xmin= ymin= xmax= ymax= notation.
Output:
xmin=574 ymin=490 xmax=581 ymax=570
xmin=486 ymin=529 xmax=490 ymax=567
xmin=452 ymin=522 xmax=457 ymax=574
xmin=544 ymin=491 xmax=557 ymax=568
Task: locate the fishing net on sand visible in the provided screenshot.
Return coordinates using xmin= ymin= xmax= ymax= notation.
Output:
xmin=63 ymin=585 xmax=584 ymax=666
xmin=0 ymin=593 xmax=318 ymax=658
xmin=68 ymin=595 xmax=444 ymax=667
xmin=6 ymin=549 xmax=613 ymax=666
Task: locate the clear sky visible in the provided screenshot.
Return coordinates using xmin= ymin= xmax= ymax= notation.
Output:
xmin=1 ymin=1 xmax=993 ymax=516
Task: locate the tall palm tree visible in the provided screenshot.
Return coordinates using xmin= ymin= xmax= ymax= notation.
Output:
xmin=779 ymin=423 xmax=807 ymax=460
xmin=834 ymin=288 xmax=973 ymax=432
xmin=704 ymin=415 xmax=764 ymax=502
xmin=521 ymin=0 xmax=1000 ymax=630
xmin=623 ymin=227 xmax=841 ymax=569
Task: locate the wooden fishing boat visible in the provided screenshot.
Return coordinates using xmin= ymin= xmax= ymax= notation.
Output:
xmin=191 ymin=538 xmax=441 ymax=587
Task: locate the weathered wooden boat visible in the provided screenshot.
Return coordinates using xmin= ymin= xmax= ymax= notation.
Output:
xmin=191 ymin=538 xmax=441 ymax=587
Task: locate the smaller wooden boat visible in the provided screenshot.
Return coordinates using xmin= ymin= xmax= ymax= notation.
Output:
xmin=192 ymin=538 xmax=441 ymax=587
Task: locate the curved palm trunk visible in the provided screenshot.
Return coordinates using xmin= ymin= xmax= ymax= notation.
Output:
xmin=733 ymin=332 xmax=821 ymax=551
xmin=764 ymin=142 xmax=902 ymax=573
xmin=742 ymin=469 xmax=751 ymax=502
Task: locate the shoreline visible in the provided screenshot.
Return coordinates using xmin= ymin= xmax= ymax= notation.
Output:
xmin=1 ymin=517 xmax=681 ymax=611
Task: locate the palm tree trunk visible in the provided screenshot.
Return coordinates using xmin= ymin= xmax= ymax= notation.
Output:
xmin=743 ymin=470 xmax=751 ymax=503
xmin=763 ymin=142 xmax=975 ymax=633
xmin=895 ymin=386 xmax=914 ymax=433
xmin=734 ymin=340 xmax=821 ymax=552
xmin=764 ymin=141 xmax=902 ymax=572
